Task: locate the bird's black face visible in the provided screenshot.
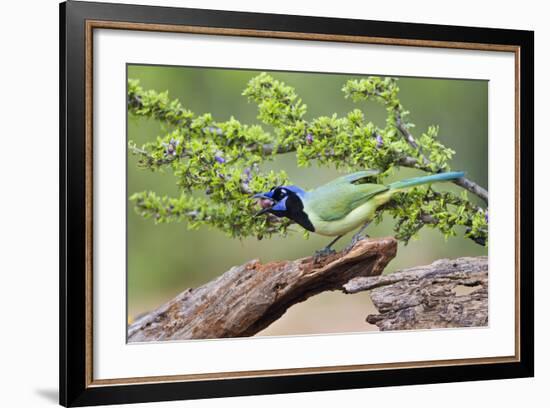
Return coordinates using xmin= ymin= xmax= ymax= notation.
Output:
xmin=253 ymin=186 xmax=315 ymax=232
xmin=269 ymin=187 xmax=294 ymax=207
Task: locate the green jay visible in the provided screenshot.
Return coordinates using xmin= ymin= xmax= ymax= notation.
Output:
xmin=254 ymin=170 xmax=465 ymax=257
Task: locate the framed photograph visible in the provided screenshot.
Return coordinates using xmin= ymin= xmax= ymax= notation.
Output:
xmin=60 ymin=1 xmax=534 ymax=406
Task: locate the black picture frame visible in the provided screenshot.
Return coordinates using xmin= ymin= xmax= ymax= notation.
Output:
xmin=60 ymin=1 xmax=534 ymax=406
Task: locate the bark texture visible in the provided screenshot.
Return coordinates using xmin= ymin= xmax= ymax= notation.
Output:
xmin=128 ymin=237 xmax=398 ymax=342
xmin=344 ymin=256 xmax=488 ymax=330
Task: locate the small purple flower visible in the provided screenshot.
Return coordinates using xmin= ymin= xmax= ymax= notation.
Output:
xmin=162 ymin=138 xmax=179 ymax=157
xmin=375 ymin=134 xmax=384 ymax=148
xmin=243 ymin=167 xmax=252 ymax=181
xmin=203 ymin=126 xmax=223 ymax=135
xmin=305 ymin=133 xmax=314 ymax=144
xmin=485 ymin=209 xmax=489 ymax=224
xmin=214 ymin=153 xmax=225 ymax=164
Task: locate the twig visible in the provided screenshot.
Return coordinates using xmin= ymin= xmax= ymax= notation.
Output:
xmin=395 ymin=114 xmax=430 ymax=166
xmin=258 ymin=143 xmax=296 ymax=155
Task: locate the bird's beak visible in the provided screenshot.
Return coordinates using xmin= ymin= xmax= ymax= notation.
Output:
xmin=254 ymin=207 xmax=271 ymax=216
xmin=253 ymin=192 xmax=275 ymax=216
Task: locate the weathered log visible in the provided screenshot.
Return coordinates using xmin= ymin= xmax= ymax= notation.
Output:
xmin=344 ymin=256 xmax=488 ymax=330
xmin=128 ymin=237 xmax=398 ymax=342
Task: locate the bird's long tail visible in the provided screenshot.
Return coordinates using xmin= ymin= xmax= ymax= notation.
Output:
xmin=388 ymin=171 xmax=465 ymax=192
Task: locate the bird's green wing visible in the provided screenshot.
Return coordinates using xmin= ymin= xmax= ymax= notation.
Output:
xmin=306 ymin=181 xmax=388 ymax=222
xmin=324 ymin=170 xmax=381 ymax=186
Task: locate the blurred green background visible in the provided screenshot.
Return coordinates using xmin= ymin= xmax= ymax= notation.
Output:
xmin=127 ymin=65 xmax=488 ymax=336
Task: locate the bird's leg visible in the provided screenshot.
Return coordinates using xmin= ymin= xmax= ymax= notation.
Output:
xmin=313 ymin=235 xmax=343 ymax=262
xmin=345 ymin=221 xmax=371 ymax=252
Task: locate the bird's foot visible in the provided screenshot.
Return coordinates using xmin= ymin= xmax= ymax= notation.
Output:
xmin=313 ymin=247 xmax=336 ymax=263
xmin=344 ymin=233 xmax=369 ymax=253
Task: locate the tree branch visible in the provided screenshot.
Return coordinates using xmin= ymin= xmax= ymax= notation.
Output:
xmin=128 ymin=237 xmax=398 ymax=342
xmin=269 ymin=136 xmax=489 ymax=205
xmin=395 ymin=115 xmax=430 ymax=165
xmin=453 ymin=177 xmax=489 ymax=204
xmin=271 ymin=139 xmax=487 ymax=207
xmin=344 ymin=256 xmax=488 ymax=330
xmin=128 ymin=77 xmax=488 ymax=245
xmin=257 ymin=142 xmax=296 ymax=155
xmin=128 ymin=239 xmax=488 ymax=341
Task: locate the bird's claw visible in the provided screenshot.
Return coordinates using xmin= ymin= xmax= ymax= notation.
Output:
xmin=345 ymin=233 xmax=369 ymax=253
xmin=313 ymin=247 xmax=336 ymax=263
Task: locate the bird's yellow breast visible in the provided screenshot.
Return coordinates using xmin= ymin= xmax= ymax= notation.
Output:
xmin=304 ymin=198 xmax=382 ymax=237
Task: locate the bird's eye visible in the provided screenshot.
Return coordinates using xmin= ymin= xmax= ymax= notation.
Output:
xmin=280 ymin=189 xmax=287 ymax=195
